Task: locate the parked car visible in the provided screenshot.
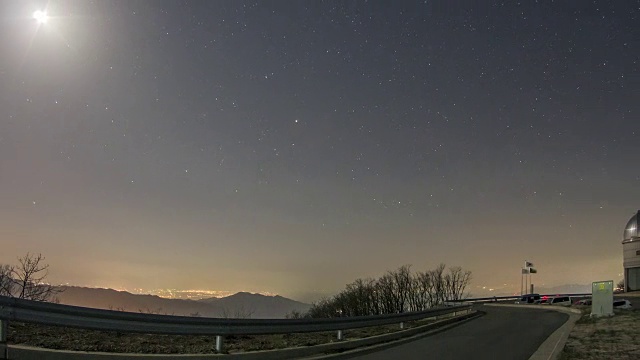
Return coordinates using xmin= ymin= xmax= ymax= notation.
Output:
xmin=613 ymin=299 xmax=632 ymax=309
xmin=543 ymin=296 xmax=571 ymax=306
xmin=573 ymin=299 xmax=592 ymax=306
xmin=538 ymin=295 xmax=550 ymax=304
xmin=515 ymin=293 xmax=540 ymax=304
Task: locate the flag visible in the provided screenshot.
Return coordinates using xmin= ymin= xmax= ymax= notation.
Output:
xmin=525 ymin=261 xmax=533 ymax=267
xmin=522 ymin=268 xmax=530 ymax=274
xmin=529 ymin=268 xmax=538 ymax=274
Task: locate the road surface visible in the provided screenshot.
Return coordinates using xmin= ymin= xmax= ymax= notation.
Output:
xmin=348 ymin=305 xmax=569 ymax=360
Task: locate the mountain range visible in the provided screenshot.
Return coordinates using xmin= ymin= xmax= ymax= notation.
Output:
xmin=54 ymin=286 xmax=311 ymax=319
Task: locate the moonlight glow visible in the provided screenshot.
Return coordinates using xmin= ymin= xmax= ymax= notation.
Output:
xmin=33 ymin=10 xmax=48 ymax=24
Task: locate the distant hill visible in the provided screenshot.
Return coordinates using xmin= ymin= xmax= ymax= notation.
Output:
xmin=199 ymin=292 xmax=311 ymax=318
xmin=55 ymin=286 xmax=310 ymax=318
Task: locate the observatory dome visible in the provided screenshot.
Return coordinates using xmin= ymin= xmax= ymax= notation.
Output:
xmin=623 ymin=211 xmax=640 ymax=242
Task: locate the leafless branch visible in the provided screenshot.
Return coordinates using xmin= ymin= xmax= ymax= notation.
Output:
xmin=9 ymin=253 xmax=63 ymax=302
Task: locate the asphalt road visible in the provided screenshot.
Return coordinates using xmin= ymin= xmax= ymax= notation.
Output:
xmin=347 ymin=305 xmax=569 ymax=360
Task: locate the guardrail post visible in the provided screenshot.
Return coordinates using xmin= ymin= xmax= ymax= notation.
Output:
xmin=0 ymin=319 xmax=8 ymax=359
xmin=215 ymin=335 xmax=224 ymax=353
xmin=337 ymin=330 xmax=343 ymax=341
xmin=399 ymin=321 xmax=404 ymax=329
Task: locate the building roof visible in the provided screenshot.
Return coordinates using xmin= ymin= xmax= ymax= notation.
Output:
xmin=623 ymin=210 xmax=640 ymax=242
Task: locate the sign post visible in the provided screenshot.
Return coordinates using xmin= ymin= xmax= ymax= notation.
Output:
xmin=521 ymin=267 xmax=529 ymax=295
xmin=522 ymin=261 xmax=537 ymax=295
xmin=591 ymin=280 xmax=614 ymax=317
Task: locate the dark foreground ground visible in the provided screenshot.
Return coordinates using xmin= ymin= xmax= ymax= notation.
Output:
xmin=560 ymin=308 xmax=640 ymax=359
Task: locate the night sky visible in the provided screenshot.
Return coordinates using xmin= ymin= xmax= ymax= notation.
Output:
xmin=1 ymin=1 xmax=638 ymax=301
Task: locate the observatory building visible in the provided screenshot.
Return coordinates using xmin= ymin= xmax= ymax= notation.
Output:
xmin=623 ymin=210 xmax=640 ymax=292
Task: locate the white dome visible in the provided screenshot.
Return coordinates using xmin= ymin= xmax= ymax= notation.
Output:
xmin=623 ymin=211 xmax=640 ymax=242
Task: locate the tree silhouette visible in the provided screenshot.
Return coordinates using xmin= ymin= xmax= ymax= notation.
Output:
xmin=1 ymin=253 xmax=63 ymax=302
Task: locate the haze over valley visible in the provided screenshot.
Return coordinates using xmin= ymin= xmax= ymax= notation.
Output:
xmin=54 ymin=286 xmax=311 ymax=319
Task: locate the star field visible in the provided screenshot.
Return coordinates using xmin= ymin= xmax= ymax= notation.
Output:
xmin=0 ymin=1 xmax=638 ymax=300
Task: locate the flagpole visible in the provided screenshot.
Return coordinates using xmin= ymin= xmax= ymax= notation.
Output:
xmin=523 ymin=260 xmax=536 ymax=295
xmin=524 ymin=260 xmax=528 ymax=295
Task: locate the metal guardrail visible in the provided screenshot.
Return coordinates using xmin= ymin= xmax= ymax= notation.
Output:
xmin=0 ymin=295 xmax=471 ymax=356
xmin=448 ymin=293 xmax=592 ymax=303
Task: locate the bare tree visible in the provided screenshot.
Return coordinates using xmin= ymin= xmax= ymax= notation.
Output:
xmin=219 ymin=304 xmax=255 ymax=319
xmin=444 ymin=266 xmax=472 ymax=301
xmin=411 ymin=270 xmax=433 ymax=311
xmin=307 ymin=263 xmax=472 ymax=318
xmin=285 ymin=309 xmax=308 ymax=319
xmin=429 ymin=264 xmax=446 ymax=306
xmin=233 ymin=305 xmax=255 ymax=319
xmin=392 ymin=265 xmax=412 ymax=313
xmin=138 ymin=307 xmax=174 ymax=316
xmin=11 ymin=253 xmax=62 ymax=301
xmin=376 ymin=273 xmax=396 ymax=314
xmin=308 ymin=297 xmax=338 ymax=318
xmin=0 ymin=264 xmax=14 ymax=297
xmin=108 ymin=305 xmax=127 ymax=312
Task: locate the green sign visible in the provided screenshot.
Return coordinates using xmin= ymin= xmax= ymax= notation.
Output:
xmin=591 ymin=280 xmax=614 ymax=317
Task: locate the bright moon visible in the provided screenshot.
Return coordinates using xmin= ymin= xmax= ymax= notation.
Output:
xmin=33 ymin=10 xmax=48 ymax=24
